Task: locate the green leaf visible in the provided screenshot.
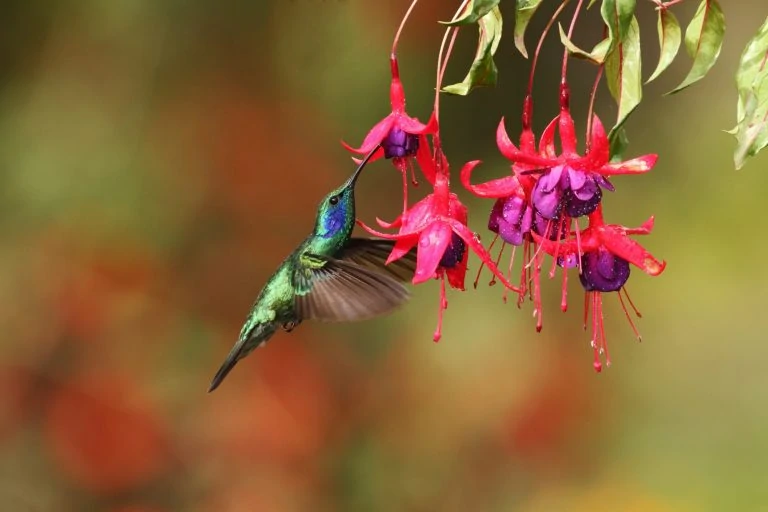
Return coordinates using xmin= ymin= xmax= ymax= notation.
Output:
xmin=734 ymin=16 xmax=768 ymax=124
xmin=608 ymin=125 xmax=630 ymax=163
xmin=513 ymin=0 xmax=543 ymax=58
xmin=442 ymin=7 xmax=502 ymax=95
xmin=646 ymin=8 xmax=682 ymax=83
xmin=667 ymin=0 xmax=725 ymax=94
xmin=440 ymin=0 xmax=500 ymax=26
xmin=558 ymin=23 xmax=609 ymax=64
xmin=731 ymin=16 xmax=768 ymax=170
xmin=600 ymin=0 xmax=637 ymax=56
xmin=605 ymin=16 xmax=642 ymax=136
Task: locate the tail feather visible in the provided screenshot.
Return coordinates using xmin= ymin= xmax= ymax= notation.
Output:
xmin=208 ymin=345 xmax=242 ymax=392
xmin=208 ymin=320 xmax=279 ymax=392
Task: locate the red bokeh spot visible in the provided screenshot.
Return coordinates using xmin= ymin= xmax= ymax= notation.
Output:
xmin=55 ymin=245 xmax=157 ymax=344
xmin=503 ymin=350 xmax=596 ymax=466
xmin=202 ymin=336 xmax=334 ymax=465
xmin=43 ymin=372 xmax=171 ymax=494
xmin=0 ymin=365 xmax=34 ymax=443
xmin=110 ymin=507 xmax=166 ymax=512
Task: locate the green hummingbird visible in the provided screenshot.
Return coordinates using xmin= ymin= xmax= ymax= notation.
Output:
xmin=208 ymin=145 xmax=416 ymax=392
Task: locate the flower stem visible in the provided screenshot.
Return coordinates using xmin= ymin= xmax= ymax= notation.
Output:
xmin=434 ymin=0 xmax=469 ymax=127
xmin=653 ymin=0 xmax=686 ymax=9
xmin=561 ymin=0 xmax=585 ymax=81
xmin=585 ymin=62 xmax=605 ymax=149
xmin=527 ymin=0 xmax=571 ymax=98
xmin=392 ymin=0 xmax=420 ymax=57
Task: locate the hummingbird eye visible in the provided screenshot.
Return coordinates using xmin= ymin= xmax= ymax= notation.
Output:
xmin=329 ymin=195 xmax=340 ymax=206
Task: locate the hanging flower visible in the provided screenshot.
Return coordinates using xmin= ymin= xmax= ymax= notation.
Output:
xmin=497 ymin=84 xmax=657 ymax=224
xmin=342 ymin=55 xmax=438 ymax=212
xmin=461 ymin=96 xmax=563 ymax=328
xmin=359 ymin=149 xmax=519 ymax=341
xmin=531 ymin=205 xmax=666 ymax=371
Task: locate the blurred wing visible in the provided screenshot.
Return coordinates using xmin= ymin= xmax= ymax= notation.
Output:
xmin=294 ymin=254 xmax=411 ymax=322
xmin=339 ymin=238 xmax=416 ymax=282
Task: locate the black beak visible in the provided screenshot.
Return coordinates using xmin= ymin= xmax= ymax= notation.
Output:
xmin=344 ymin=144 xmax=381 ymax=189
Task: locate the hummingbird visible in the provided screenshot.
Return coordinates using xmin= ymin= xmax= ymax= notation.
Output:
xmin=208 ymin=145 xmax=416 ymax=392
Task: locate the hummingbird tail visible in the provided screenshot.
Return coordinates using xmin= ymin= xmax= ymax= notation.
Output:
xmin=207 ymin=348 xmax=240 ymax=393
xmin=208 ymin=320 xmax=279 ymax=393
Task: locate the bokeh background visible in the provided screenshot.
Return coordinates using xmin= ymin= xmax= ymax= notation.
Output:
xmin=1 ymin=1 xmax=767 ymax=511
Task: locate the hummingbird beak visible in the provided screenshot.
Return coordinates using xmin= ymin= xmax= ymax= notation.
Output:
xmin=344 ymin=144 xmax=381 ymax=189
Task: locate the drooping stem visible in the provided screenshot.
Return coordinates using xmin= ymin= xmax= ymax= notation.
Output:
xmin=561 ymin=0 xmax=585 ymax=81
xmin=527 ymin=0 xmax=571 ymax=98
xmin=434 ymin=27 xmax=460 ymax=143
xmin=585 ymin=63 xmax=605 ymax=149
xmin=653 ymin=0 xmax=686 ymax=8
xmin=434 ymin=0 xmax=469 ymax=127
xmin=392 ymin=0 xmax=421 ymax=56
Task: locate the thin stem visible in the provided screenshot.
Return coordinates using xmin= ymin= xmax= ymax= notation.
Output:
xmin=435 ymin=0 xmax=469 ymax=125
xmin=585 ymin=64 xmax=604 ymax=149
xmin=527 ymin=0 xmax=571 ymax=97
xmin=561 ymin=0 xmax=585 ymax=80
xmin=653 ymin=0 xmax=686 ymax=9
xmin=392 ymin=0 xmax=421 ymax=56
xmin=435 ymin=27 xmax=460 ymax=129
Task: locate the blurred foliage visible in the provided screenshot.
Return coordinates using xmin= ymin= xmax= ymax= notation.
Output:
xmin=1 ymin=1 xmax=768 ymax=511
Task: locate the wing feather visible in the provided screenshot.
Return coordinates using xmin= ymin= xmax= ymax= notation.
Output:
xmin=294 ymin=255 xmax=411 ymax=322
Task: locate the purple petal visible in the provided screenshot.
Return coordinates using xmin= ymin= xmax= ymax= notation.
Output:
xmin=502 ymin=195 xmax=525 ymax=224
xmin=567 ymin=167 xmax=587 ymax=190
xmin=487 ymin=199 xmax=504 ymax=233
xmin=572 ymin=177 xmax=598 ymax=201
xmin=538 ymin=165 xmax=564 ymax=193
xmin=519 ymin=204 xmax=533 ymax=234
xmin=439 ymin=232 xmax=467 ymax=269
xmin=498 ymin=218 xmax=524 ymax=246
xmin=382 ymin=127 xmax=419 ymax=159
xmin=579 ymin=248 xmax=630 ymax=292
xmin=557 ymin=253 xmax=579 ymax=269
xmin=595 ymin=175 xmax=615 ymax=192
xmin=532 ymin=212 xmax=564 ymax=241
xmin=564 ymin=186 xmax=602 ymax=218
xmin=532 ymin=185 xmax=563 ymax=219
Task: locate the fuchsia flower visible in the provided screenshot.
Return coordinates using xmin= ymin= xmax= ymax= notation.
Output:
xmin=531 ymin=205 xmax=666 ymax=371
xmin=496 ymin=85 xmax=658 ymax=226
xmin=461 ymin=96 xmax=560 ymax=328
xmin=359 ymin=148 xmax=520 ymax=341
xmin=342 ymin=55 xmax=438 ymax=211
xmin=463 ymin=87 xmax=660 ymax=331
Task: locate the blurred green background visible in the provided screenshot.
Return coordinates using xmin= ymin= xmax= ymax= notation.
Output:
xmin=1 ymin=1 xmax=767 ymax=511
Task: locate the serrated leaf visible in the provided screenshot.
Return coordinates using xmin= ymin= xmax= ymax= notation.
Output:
xmin=731 ymin=16 xmax=768 ymax=170
xmin=442 ymin=7 xmax=502 ymax=95
xmin=608 ymin=125 xmax=630 ymax=162
xmin=605 ymin=16 xmax=642 ymax=135
xmin=558 ymin=23 xmax=609 ymax=64
xmin=667 ymin=0 xmax=725 ymax=95
xmin=601 ymin=0 xmax=637 ymax=56
xmin=440 ymin=0 xmax=500 ymax=26
xmin=646 ymin=9 xmax=681 ymax=83
xmin=513 ymin=0 xmax=543 ymax=58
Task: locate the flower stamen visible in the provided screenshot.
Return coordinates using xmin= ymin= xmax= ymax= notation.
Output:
xmin=618 ymin=288 xmax=643 ymax=342
xmin=487 ymin=239 xmax=506 ymax=287
xmin=433 ymin=274 xmax=448 ymax=342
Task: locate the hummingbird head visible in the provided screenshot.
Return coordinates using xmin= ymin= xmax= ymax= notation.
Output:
xmin=315 ymin=145 xmax=380 ymax=240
